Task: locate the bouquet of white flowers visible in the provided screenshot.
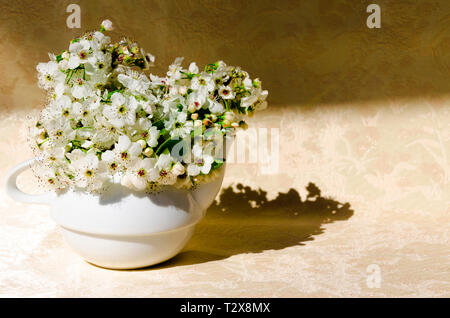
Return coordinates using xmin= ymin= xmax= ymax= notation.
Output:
xmin=31 ymin=20 xmax=268 ymax=193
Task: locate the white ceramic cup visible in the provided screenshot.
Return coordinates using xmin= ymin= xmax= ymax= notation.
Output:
xmin=5 ymin=159 xmax=225 ymax=269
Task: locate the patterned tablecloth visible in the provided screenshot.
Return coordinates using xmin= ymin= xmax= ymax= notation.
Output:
xmin=0 ymin=104 xmax=448 ymax=297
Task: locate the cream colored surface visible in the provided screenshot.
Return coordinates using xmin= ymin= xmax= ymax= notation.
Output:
xmin=0 ymin=0 xmax=449 ymax=297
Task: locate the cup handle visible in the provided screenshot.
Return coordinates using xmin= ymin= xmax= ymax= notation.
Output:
xmin=4 ymin=158 xmax=54 ymax=205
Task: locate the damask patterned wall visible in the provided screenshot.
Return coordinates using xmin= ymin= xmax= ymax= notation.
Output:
xmin=2 ymin=0 xmax=450 ymax=110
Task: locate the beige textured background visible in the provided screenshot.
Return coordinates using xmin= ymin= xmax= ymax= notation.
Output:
xmin=0 ymin=0 xmax=449 ymax=297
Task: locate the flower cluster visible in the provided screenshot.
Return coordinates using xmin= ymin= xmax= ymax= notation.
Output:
xmin=31 ymin=20 xmax=268 ymax=192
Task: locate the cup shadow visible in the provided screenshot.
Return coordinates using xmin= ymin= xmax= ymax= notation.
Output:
xmin=151 ymin=182 xmax=354 ymax=269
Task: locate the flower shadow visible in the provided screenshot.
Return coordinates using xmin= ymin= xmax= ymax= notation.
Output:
xmin=153 ymin=182 xmax=354 ymax=269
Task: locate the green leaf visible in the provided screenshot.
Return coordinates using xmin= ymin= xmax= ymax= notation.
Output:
xmin=180 ymin=71 xmax=197 ymax=80
xmin=71 ymin=140 xmax=82 ymax=148
xmin=107 ymin=89 xmax=122 ymax=100
xmin=153 ymin=119 xmax=165 ymax=130
xmin=204 ymin=61 xmax=219 ymax=73
xmin=211 ymin=159 xmax=224 ymax=170
xmin=155 ymin=138 xmax=181 ymax=155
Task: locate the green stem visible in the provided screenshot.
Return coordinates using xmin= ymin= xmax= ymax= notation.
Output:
xmin=66 ymin=69 xmax=75 ymax=84
xmin=37 ymin=138 xmax=49 ymax=148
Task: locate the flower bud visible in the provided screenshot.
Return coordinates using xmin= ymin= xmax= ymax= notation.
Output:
xmin=144 ymin=147 xmax=153 ymax=157
xmin=178 ymin=86 xmax=187 ymax=95
xmin=171 ymin=162 xmax=185 ymax=176
xmin=231 ymin=122 xmax=239 ymax=128
xmin=191 ymin=113 xmax=199 ymax=120
xmin=223 ymin=120 xmax=231 ymax=128
xmin=224 ymin=111 xmax=234 ymax=121
xmin=188 ymin=103 xmax=197 ymax=113
xmin=194 ymin=120 xmax=202 ymax=128
xmin=101 ymin=19 xmax=114 ymax=31
xmin=137 ymin=139 xmax=147 ymax=149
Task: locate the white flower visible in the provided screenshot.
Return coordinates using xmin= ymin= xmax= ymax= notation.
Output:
xmin=117 ymin=70 xmax=150 ymax=94
xmin=171 ymin=162 xmax=185 ymax=176
xmin=45 ymin=117 xmax=76 ymax=145
xmin=130 ymin=119 xmax=159 ymax=147
xmin=187 ymin=144 xmax=214 ymax=176
xmin=155 ymin=153 xmax=173 ymax=171
xmin=71 ymin=76 xmax=93 ymax=99
xmin=146 ymin=126 xmax=159 ymax=147
xmin=42 ymin=145 xmax=66 ymax=163
xmin=102 ymin=93 xmax=137 ymax=128
xmin=35 ymin=163 xmax=67 ymax=189
xmin=187 ymin=90 xmax=207 ymax=111
xmin=101 ymin=19 xmax=114 ymax=31
xmin=122 ymin=158 xmax=158 ymax=190
xmin=243 ymin=78 xmax=252 ymax=89
xmin=109 ymin=135 xmax=142 ymax=166
xmin=187 ymin=155 xmax=214 ymax=176
xmin=191 ymin=74 xmax=215 ymax=93
xmin=32 ymin=26 xmax=268 ymax=192
xmin=165 ymin=112 xmax=193 ymax=138
xmin=241 ymin=94 xmax=258 ymax=108
xmin=208 ymin=99 xmax=224 ymax=114
xmin=159 ymin=172 xmax=177 ymax=185
xmin=45 ymin=95 xmax=72 ymax=119
xmin=92 ymin=124 xmax=119 ymax=150
xmin=101 ymin=149 xmax=120 ymax=174
xmin=90 ymin=31 xmax=111 ymax=51
xmin=67 ymin=149 xmax=108 ymax=190
xmin=137 ymin=94 xmax=157 ymax=115
xmin=167 ymin=57 xmax=184 ymax=80
xmin=68 ymin=39 xmax=92 ymax=69
xmin=188 ymin=62 xmax=199 ymax=74
xmin=254 ymin=89 xmax=268 ymax=110
xmin=141 ymin=48 xmax=155 ymax=69
xmin=54 ymin=82 xmax=68 ymax=98
xmin=85 ymin=51 xmax=111 ymax=74
xmin=218 ymin=85 xmax=235 ymax=99
xmin=36 ymin=61 xmax=64 ymax=89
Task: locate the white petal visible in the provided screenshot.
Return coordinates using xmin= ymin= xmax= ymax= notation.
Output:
xmin=200 ymin=161 xmax=212 ymax=175
xmin=68 ymin=55 xmax=81 ymax=69
xmin=128 ymin=143 xmax=142 ymax=157
xmin=131 ymin=176 xmax=147 ymax=191
xmin=147 ymin=168 xmax=159 ymax=182
xmin=101 ymin=150 xmax=116 ymax=162
xmin=141 ymin=158 xmax=155 ymax=170
xmin=117 ymin=135 xmax=131 ymax=152
xmin=187 ymin=164 xmax=200 ymax=176
xmin=192 ymin=144 xmax=203 ymax=158
xmin=111 ymin=92 xmax=125 ymax=106
xmin=188 ymin=62 xmax=198 ymax=73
